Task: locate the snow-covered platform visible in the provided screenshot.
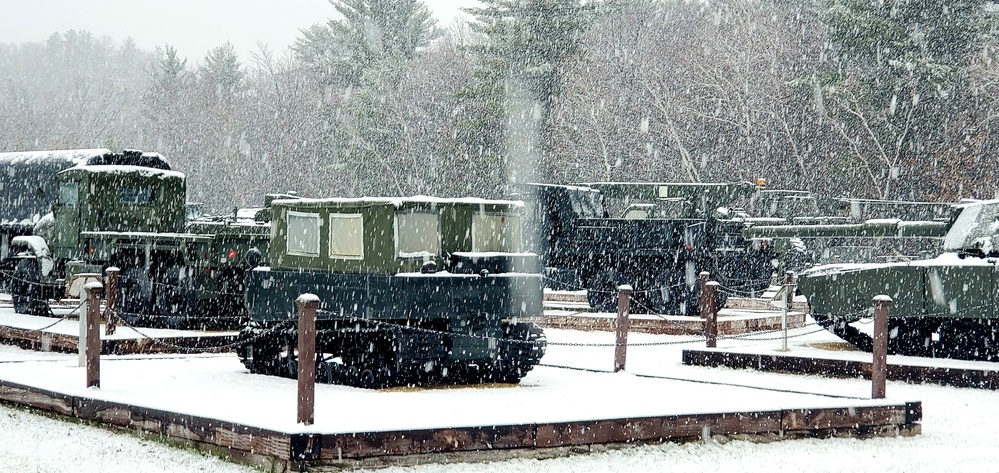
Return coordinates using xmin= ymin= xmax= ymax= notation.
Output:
xmin=0 ymin=349 xmax=919 ymax=471
xmin=0 ymin=306 xmax=237 ymax=354
xmin=683 ymin=346 xmax=999 ymax=390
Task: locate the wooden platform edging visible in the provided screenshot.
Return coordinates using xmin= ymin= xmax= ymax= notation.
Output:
xmin=0 ymin=324 xmax=238 ymax=355
xmin=682 ymin=349 xmax=999 ymax=390
xmin=0 ymin=378 xmax=921 ymax=472
xmin=530 ymin=312 xmax=806 ymax=336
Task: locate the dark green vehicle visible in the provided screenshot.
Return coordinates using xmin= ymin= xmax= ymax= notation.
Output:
xmin=2 ymin=149 xmax=273 ymax=329
xmin=514 ymin=181 xmax=785 ymax=315
xmin=788 ymin=199 xmax=999 ymax=360
xmin=236 ymin=196 xmax=546 ymax=388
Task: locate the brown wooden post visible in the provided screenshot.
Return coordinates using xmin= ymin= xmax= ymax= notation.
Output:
xmin=297 ymin=294 xmax=319 ymax=425
xmin=699 ymin=272 xmax=718 ymax=348
xmin=103 ymin=267 xmax=120 ymax=335
xmin=613 ymin=285 xmax=632 ymax=372
xmin=84 ymin=282 xmax=103 ymax=389
xmin=704 ymin=282 xmax=719 ymax=348
xmin=872 ymin=295 xmax=892 ymax=399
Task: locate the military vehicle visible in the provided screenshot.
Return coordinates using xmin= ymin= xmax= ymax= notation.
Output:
xmin=0 ymin=149 xmax=167 ymax=263
xmin=786 ymin=199 xmax=999 ymax=360
xmin=1 ymin=148 xmax=275 ymax=329
xmin=742 ymin=197 xmax=956 ymax=267
xmin=235 ymin=196 xmax=546 ymax=387
xmin=513 ymin=181 xmax=792 ymax=315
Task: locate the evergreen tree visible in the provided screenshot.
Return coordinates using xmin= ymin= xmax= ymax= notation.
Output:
xmin=199 ymin=42 xmax=244 ymax=106
xmin=464 ymin=0 xmax=592 ymax=184
xmin=144 ymin=45 xmax=192 ymax=176
xmin=292 ymin=0 xmax=440 ymax=86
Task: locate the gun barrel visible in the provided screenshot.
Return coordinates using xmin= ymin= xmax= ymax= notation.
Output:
xmin=743 ymin=220 xmax=949 ymax=239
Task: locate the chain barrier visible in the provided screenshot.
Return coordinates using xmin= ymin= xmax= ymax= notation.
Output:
xmin=540 ymin=274 xmax=589 ymax=293
xmin=542 ymin=274 xmax=691 ymax=297
xmin=121 ymin=273 xmax=246 ymax=299
xmin=717 ymin=285 xmax=768 ymax=298
xmin=105 ymin=314 xmax=287 ymax=354
xmin=537 ymin=363 xmax=865 ymax=400
xmin=22 ymin=300 xmax=86 ymax=333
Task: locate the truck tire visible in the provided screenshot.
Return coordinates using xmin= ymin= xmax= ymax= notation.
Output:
xmin=645 ymin=270 xmax=685 ymax=315
xmin=155 ymin=265 xmax=195 ymax=330
xmin=118 ymin=267 xmax=153 ymax=326
xmin=12 ymin=259 xmax=47 ymax=316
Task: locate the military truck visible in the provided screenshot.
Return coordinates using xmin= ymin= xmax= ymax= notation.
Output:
xmin=2 ymin=148 xmax=274 ymax=329
xmin=236 ymin=196 xmax=546 ymax=387
xmin=514 ymin=181 xmax=787 ymax=315
xmin=0 ymin=149 xmax=167 ymax=264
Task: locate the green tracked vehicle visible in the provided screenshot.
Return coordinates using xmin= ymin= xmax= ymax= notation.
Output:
xmin=767 ymin=199 xmax=999 ymax=360
xmin=235 ymin=196 xmax=547 ymax=388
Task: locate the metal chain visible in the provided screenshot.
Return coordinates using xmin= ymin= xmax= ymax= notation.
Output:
xmin=105 ymin=317 xmax=289 ymax=354
xmin=17 ymin=300 xmax=86 ymax=333
xmin=120 ymin=273 xmax=245 ymax=298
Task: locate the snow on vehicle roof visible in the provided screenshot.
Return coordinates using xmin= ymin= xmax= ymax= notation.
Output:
xmin=271 ymin=195 xmax=525 ymax=208
xmin=0 ymin=148 xmax=110 ymax=164
xmin=521 ymin=182 xmax=600 ymax=192
xmin=59 ymin=165 xmax=184 ymax=180
xmin=0 ymin=148 xmax=171 ymax=170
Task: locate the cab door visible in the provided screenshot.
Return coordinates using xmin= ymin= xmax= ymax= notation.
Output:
xmin=52 ymin=177 xmax=82 ymax=251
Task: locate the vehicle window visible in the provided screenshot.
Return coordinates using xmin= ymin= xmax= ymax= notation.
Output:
xmin=120 ymin=187 xmax=155 ymax=206
xmin=472 ymin=213 xmax=522 ymax=253
xmin=396 ymin=211 xmax=439 ymax=258
xmin=329 ymin=213 xmax=364 ymax=260
xmin=287 ymin=211 xmax=320 ymax=257
xmin=59 ymin=182 xmax=79 ymax=207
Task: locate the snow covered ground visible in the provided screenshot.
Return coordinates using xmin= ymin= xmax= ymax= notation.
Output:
xmin=1 ymin=316 xmax=997 ymax=472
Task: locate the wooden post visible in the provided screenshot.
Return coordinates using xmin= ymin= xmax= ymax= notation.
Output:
xmin=103 ymin=267 xmax=119 ymax=335
xmin=613 ymin=285 xmax=632 ymax=372
xmin=700 ymin=272 xmax=717 ymax=348
xmin=872 ymin=295 xmax=892 ymax=399
xmin=297 ymin=294 xmax=319 ymax=426
xmin=84 ymin=282 xmax=103 ymax=389
xmin=705 ymin=282 xmax=719 ymax=348
xmin=781 ymin=271 xmax=796 ymax=352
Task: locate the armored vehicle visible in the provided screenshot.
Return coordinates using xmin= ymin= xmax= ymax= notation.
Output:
xmin=514 ymin=181 xmax=783 ymax=315
xmin=791 ymin=199 xmax=999 ymax=360
xmin=2 ymin=149 xmax=274 ymax=329
xmin=235 ymin=196 xmax=547 ymax=388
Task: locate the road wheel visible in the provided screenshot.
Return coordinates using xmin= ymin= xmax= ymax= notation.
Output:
xmin=587 ymin=269 xmax=625 ymax=312
xmin=495 ymin=322 xmax=547 ymax=383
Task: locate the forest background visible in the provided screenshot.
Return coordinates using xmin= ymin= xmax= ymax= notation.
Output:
xmin=1 ymin=0 xmax=997 ymax=214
